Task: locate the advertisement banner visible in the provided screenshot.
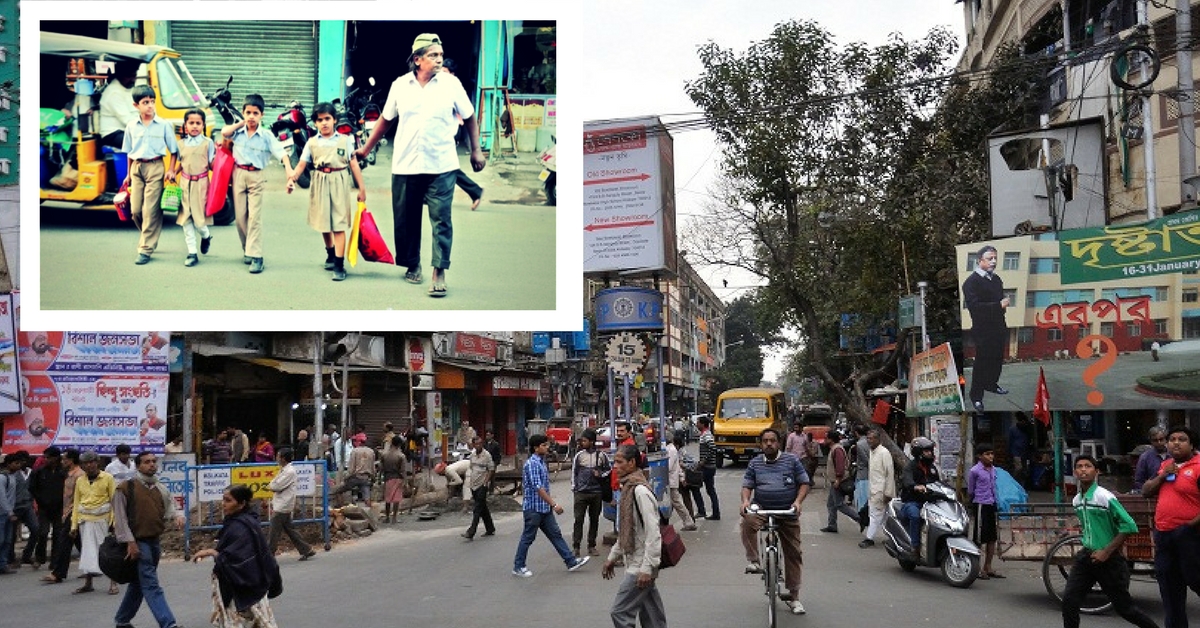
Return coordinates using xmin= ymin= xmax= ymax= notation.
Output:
xmin=908 ymin=343 xmax=966 ymax=417
xmin=1058 ymin=209 xmax=1200 ymax=285
xmin=232 ymin=465 xmax=279 ymax=501
xmin=1 ymin=295 xmax=172 ymax=455
xmin=0 ymin=295 xmax=18 ymax=414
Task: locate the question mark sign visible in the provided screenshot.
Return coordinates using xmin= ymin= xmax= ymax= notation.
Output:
xmin=1076 ymin=335 xmax=1118 ymax=405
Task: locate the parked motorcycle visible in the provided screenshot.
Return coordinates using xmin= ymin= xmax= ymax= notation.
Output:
xmin=539 ymin=135 xmax=556 ymax=206
xmin=882 ymin=481 xmax=981 ymax=588
xmin=270 ymin=99 xmax=312 ymax=189
xmin=351 ymin=77 xmax=382 ymax=166
xmin=333 ymin=77 xmax=369 ymax=179
xmin=208 ymin=75 xmax=242 ymax=129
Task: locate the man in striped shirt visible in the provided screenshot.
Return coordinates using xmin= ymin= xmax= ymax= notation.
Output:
xmin=697 ymin=416 xmax=721 ymax=520
xmin=740 ymin=428 xmax=811 ymax=615
xmin=1062 ymin=454 xmax=1158 ymax=628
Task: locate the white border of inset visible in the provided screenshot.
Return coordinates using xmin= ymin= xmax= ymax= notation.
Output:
xmin=20 ymin=1 xmax=582 ymax=333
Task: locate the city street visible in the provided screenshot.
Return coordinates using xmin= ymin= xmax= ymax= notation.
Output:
xmin=0 ymin=456 xmax=1181 ymax=628
xmin=37 ymin=146 xmax=557 ymax=311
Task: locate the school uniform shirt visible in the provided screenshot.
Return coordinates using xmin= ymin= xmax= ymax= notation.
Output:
xmin=229 ymin=124 xmax=285 ymax=170
xmin=121 ymin=117 xmax=180 ymax=161
xmin=382 ymin=70 xmax=475 ymax=175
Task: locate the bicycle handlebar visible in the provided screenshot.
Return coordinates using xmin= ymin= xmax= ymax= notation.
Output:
xmin=745 ymin=505 xmax=797 ymax=517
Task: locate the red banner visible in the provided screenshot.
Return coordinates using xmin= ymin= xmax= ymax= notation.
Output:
xmin=1033 ymin=368 xmax=1051 ymax=427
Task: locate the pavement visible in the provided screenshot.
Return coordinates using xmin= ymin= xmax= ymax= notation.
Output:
xmin=0 ymin=445 xmax=1188 ymax=628
xmin=967 ymin=339 xmax=1200 ymax=412
xmin=38 ymin=146 xmax=557 ymax=310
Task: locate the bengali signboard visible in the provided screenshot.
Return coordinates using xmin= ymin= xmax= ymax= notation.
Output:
xmin=1 ymin=304 xmax=172 ymax=455
xmin=907 ymin=343 xmax=965 ymax=417
xmin=160 ymin=453 xmax=196 ymax=511
xmin=0 ymin=294 xmax=18 ymax=414
xmin=1058 ymin=209 xmax=1200 ymax=285
xmin=583 ymin=117 xmax=677 ymax=274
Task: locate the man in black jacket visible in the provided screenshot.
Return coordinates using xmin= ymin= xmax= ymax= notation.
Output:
xmin=25 ymin=447 xmax=66 ymax=568
xmin=963 ymin=245 xmax=1011 ymax=413
xmin=899 ymin=437 xmax=940 ymax=553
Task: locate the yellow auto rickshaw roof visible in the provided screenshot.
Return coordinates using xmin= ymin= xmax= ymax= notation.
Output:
xmin=40 ymin=32 xmax=173 ymax=63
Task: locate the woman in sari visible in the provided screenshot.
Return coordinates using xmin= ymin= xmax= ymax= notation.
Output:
xmin=192 ymin=484 xmax=279 ymax=627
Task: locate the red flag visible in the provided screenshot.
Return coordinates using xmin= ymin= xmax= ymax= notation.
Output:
xmin=871 ymin=399 xmax=890 ymax=425
xmin=1033 ymin=367 xmax=1051 ymax=427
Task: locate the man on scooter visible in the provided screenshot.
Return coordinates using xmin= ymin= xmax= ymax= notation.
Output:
xmin=899 ymin=437 xmax=940 ymax=553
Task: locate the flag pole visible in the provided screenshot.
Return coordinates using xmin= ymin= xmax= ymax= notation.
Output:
xmin=1053 ymin=410 xmax=1063 ymax=504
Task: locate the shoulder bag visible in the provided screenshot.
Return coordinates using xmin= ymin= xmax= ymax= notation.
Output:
xmin=99 ymin=482 xmax=138 ymax=584
xmin=634 ymin=486 xmax=685 ymax=569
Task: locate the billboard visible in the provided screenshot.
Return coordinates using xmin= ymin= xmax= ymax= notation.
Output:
xmin=987 ymin=119 xmax=1107 ymax=239
xmin=583 ymin=117 xmax=677 ymax=275
xmin=1 ymin=295 xmax=172 ymax=455
xmin=957 ymin=236 xmax=1200 ymax=411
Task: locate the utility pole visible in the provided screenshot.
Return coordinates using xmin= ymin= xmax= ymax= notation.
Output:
xmin=1178 ymin=0 xmax=1196 ymax=209
xmin=311 ymin=333 xmax=323 ymax=461
xmin=1139 ymin=0 xmax=1158 ymax=218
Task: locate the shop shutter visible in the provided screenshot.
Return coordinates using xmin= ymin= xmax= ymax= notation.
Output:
xmin=354 ymin=377 xmax=412 ymax=439
xmin=169 ymin=21 xmax=319 ymax=123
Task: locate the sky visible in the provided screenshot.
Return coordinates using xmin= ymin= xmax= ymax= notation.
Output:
xmin=583 ymin=0 xmax=967 ymax=382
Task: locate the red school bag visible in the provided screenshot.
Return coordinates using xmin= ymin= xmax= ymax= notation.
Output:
xmin=356 ymin=207 xmax=396 ymax=264
xmin=205 ymin=144 xmax=234 ymax=217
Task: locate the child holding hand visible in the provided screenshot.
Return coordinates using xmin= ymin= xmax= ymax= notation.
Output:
xmin=288 ymin=102 xmax=365 ymax=281
xmin=172 ymin=108 xmax=214 ymax=267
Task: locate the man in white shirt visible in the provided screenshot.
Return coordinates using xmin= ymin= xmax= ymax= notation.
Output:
xmin=356 ymin=33 xmax=486 ymax=299
xmin=104 ymin=444 xmax=137 ymax=481
xmin=267 ymin=448 xmax=316 ymax=560
xmin=860 ymin=428 xmax=895 ymax=548
xmin=98 ymin=63 xmax=139 ymax=150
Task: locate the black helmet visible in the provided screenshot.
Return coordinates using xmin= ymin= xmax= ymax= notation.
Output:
xmin=910 ymin=437 xmax=935 ymax=458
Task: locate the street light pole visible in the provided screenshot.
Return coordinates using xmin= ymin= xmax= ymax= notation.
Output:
xmin=917 ymin=280 xmax=930 ymax=352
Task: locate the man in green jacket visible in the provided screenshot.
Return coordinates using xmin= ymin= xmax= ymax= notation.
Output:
xmin=1061 ymin=454 xmax=1158 ymax=628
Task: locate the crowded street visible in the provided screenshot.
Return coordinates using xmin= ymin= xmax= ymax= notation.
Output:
xmin=0 ymin=457 xmax=1179 ymax=628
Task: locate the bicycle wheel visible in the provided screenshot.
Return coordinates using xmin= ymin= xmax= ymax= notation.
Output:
xmin=1043 ymin=535 xmax=1113 ymax=615
xmin=764 ymin=546 xmax=779 ymax=628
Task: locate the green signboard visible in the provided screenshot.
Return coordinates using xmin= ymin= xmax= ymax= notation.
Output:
xmin=0 ymin=1 xmax=16 ymax=186
xmin=898 ymin=294 xmax=921 ymax=330
xmin=1059 ymin=209 xmax=1200 ymax=284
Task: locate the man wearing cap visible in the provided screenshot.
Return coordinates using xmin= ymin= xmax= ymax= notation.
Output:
xmin=356 ymin=33 xmax=486 ymax=299
xmin=333 ymin=433 xmax=377 ymax=506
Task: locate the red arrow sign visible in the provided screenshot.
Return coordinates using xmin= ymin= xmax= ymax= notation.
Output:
xmin=584 ymin=173 xmax=651 ymax=186
xmin=585 ymin=220 xmax=656 ymax=231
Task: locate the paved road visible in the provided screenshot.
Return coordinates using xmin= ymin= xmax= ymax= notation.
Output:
xmin=38 ymin=146 xmax=557 ymax=311
xmin=969 ymin=340 xmax=1200 ymax=413
xmin=0 ymin=456 xmax=1183 ymax=628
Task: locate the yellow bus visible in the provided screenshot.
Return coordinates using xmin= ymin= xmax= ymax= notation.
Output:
xmin=711 ymin=387 xmax=787 ymax=467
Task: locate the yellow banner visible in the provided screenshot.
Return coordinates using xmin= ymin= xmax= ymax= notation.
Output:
xmin=231 ymin=465 xmax=279 ymax=501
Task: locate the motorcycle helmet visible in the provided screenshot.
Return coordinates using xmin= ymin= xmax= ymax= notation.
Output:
xmin=910 ymin=437 xmax=935 ymax=460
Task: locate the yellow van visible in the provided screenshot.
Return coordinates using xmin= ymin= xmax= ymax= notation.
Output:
xmin=712 ymin=387 xmax=787 ymax=466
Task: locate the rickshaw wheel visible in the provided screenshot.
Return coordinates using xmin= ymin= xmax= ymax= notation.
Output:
xmin=1043 ymin=535 xmax=1114 ymax=615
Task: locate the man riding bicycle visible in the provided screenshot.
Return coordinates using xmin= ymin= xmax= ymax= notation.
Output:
xmin=741 ymin=428 xmax=812 ymax=615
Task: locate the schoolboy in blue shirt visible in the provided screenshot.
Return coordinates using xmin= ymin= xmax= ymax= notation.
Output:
xmin=121 ymin=84 xmax=179 ymax=265
xmin=221 ymin=94 xmax=292 ymax=274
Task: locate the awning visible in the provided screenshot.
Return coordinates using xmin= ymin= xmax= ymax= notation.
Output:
xmin=872 ymin=342 xmax=898 ymax=354
xmin=232 ymin=356 xmax=382 ymax=375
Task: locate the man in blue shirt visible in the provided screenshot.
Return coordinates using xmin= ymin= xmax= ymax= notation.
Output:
xmin=1133 ymin=427 xmax=1168 ymax=492
xmin=512 ymin=434 xmax=589 ymax=577
xmin=740 ymin=428 xmax=811 ymax=615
